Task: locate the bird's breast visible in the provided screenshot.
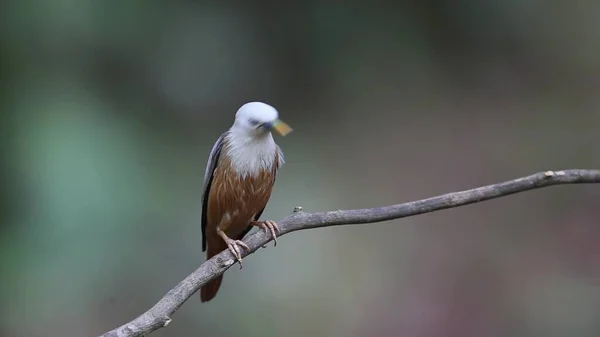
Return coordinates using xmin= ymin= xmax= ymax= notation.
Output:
xmin=225 ymin=133 xmax=279 ymax=178
xmin=207 ymin=153 xmax=278 ymax=235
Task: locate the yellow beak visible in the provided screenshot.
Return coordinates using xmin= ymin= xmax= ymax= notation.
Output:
xmin=269 ymin=119 xmax=293 ymax=136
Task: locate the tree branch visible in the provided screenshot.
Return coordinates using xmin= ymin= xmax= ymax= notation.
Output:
xmin=99 ymin=169 xmax=600 ymax=337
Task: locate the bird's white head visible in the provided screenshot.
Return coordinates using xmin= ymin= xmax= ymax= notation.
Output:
xmin=231 ymin=102 xmax=293 ymax=138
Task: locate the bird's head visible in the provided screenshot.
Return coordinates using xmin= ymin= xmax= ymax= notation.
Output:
xmin=231 ymin=102 xmax=292 ymax=138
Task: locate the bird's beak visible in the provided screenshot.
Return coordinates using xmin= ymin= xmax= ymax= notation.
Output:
xmin=264 ymin=119 xmax=293 ymax=136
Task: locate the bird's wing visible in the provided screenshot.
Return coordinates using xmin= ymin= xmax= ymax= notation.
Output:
xmin=201 ymin=131 xmax=228 ymax=252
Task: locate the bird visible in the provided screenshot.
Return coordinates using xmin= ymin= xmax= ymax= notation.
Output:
xmin=199 ymin=101 xmax=292 ymax=302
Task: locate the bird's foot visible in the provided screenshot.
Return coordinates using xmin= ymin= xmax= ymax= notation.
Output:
xmin=251 ymin=220 xmax=280 ymax=247
xmin=225 ymin=238 xmax=250 ymax=269
xmin=217 ymin=230 xmax=250 ymax=269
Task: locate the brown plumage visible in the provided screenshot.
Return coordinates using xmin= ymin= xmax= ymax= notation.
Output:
xmin=200 ymin=137 xmax=281 ymax=302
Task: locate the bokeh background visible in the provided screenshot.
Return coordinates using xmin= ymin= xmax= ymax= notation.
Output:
xmin=2 ymin=1 xmax=600 ymax=337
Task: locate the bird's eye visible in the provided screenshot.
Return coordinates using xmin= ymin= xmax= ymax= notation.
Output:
xmin=248 ymin=118 xmax=260 ymax=126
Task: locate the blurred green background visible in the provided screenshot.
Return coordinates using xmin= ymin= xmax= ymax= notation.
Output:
xmin=2 ymin=1 xmax=600 ymax=337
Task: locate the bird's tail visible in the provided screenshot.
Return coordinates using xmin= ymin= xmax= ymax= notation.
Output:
xmin=200 ymin=239 xmax=227 ymax=302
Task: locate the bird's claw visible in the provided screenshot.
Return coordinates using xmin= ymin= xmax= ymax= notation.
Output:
xmin=252 ymin=220 xmax=280 ymax=247
xmin=224 ymin=238 xmax=250 ymax=269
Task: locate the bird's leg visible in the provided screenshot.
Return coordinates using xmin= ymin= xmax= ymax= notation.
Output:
xmin=250 ymin=220 xmax=280 ymax=247
xmin=216 ymin=227 xmax=250 ymax=269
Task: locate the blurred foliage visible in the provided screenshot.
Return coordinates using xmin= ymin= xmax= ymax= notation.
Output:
xmin=1 ymin=1 xmax=600 ymax=337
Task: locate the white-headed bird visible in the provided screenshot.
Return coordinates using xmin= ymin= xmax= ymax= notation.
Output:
xmin=200 ymin=102 xmax=292 ymax=302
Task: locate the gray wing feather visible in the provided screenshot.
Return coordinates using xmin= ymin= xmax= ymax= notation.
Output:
xmin=202 ymin=132 xmax=227 ymax=191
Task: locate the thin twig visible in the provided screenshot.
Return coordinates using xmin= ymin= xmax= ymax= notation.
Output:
xmin=98 ymin=169 xmax=600 ymax=337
